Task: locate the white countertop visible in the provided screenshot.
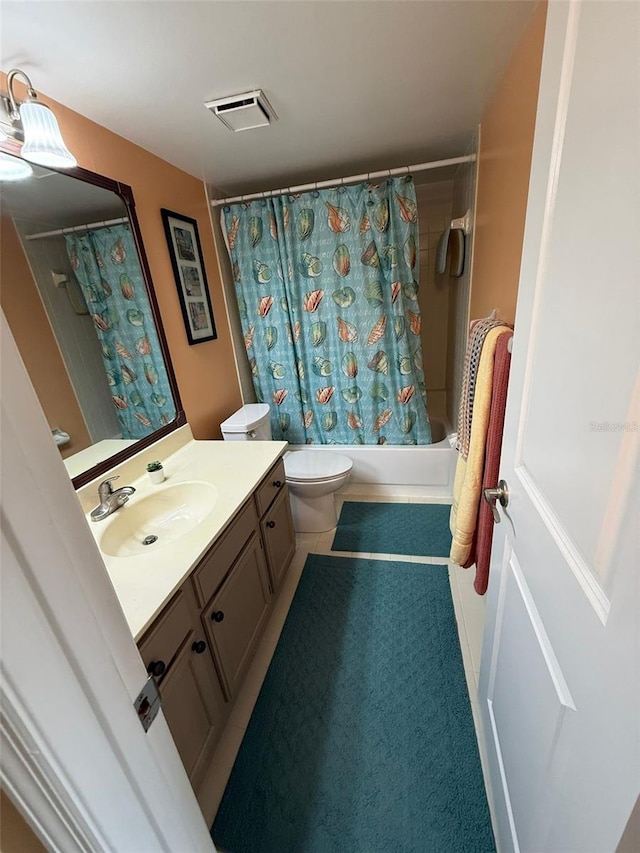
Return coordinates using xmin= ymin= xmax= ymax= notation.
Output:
xmin=86 ymin=438 xmax=288 ymax=641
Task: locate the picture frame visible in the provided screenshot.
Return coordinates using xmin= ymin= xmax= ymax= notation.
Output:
xmin=161 ymin=208 xmax=217 ymax=345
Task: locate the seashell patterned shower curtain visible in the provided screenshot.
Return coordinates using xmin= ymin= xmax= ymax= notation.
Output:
xmin=65 ymin=225 xmax=175 ymax=440
xmin=222 ymin=177 xmax=432 ymax=445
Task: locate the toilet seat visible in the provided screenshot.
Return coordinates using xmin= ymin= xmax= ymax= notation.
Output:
xmin=284 ymin=450 xmax=353 ymax=483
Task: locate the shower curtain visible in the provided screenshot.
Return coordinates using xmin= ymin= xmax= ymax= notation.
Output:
xmin=65 ymin=224 xmax=175 ymax=440
xmin=222 ymin=177 xmax=432 ymax=445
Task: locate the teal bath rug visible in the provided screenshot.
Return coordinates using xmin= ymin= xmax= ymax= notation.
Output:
xmin=211 ymin=555 xmax=494 ymax=853
xmin=332 ymin=501 xmax=452 ymax=557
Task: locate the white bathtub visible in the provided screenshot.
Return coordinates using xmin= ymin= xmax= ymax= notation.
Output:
xmin=287 ymin=417 xmax=456 ymax=498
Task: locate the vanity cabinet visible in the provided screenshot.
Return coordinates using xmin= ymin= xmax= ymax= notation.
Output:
xmin=203 ymin=532 xmax=272 ymax=697
xmin=261 ymin=486 xmax=296 ymax=592
xmin=136 ymin=454 xmax=296 ymax=800
xmin=138 ymin=587 xmax=227 ymax=787
xmin=255 ymin=458 xmax=296 ymax=593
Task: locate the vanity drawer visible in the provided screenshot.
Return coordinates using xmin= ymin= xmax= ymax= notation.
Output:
xmin=138 ymin=591 xmax=192 ymax=678
xmin=192 ymin=499 xmax=258 ymax=606
xmin=254 ymin=458 xmax=286 ymax=517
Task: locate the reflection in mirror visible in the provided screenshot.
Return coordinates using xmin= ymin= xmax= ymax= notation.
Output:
xmin=0 ymin=158 xmax=178 ymax=480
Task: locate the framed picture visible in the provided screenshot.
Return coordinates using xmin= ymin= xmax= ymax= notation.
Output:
xmin=161 ymin=209 xmax=217 ymax=345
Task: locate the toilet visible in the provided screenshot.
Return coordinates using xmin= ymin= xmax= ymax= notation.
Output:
xmin=220 ymin=404 xmax=353 ymax=533
xmin=283 ymin=449 xmax=352 ymax=533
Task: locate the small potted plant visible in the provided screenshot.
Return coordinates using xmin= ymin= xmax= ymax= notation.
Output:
xmin=146 ymin=460 xmax=165 ymax=485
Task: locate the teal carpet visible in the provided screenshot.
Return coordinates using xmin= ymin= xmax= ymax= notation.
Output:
xmin=332 ymin=501 xmax=452 ymax=557
xmin=211 ymin=555 xmax=494 ymax=853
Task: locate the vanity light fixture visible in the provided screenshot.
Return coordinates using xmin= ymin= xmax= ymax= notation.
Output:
xmin=1 ymin=68 xmax=77 ymax=170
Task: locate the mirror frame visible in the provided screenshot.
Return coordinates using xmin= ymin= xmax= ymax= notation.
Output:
xmin=1 ymin=151 xmax=187 ymax=488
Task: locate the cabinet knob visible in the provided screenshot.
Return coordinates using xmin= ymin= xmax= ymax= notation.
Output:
xmin=211 ymin=610 xmax=225 ymax=623
xmin=147 ymin=660 xmax=166 ymax=678
xmin=266 ymin=520 xmax=276 ymax=528
xmin=273 ymin=480 xmax=282 ymax=488
xmin=191 ymin=640 xmax=207 ymax=654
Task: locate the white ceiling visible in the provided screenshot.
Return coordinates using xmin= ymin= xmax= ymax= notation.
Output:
xmin=2 ymin=1 xmax=536 ymax=197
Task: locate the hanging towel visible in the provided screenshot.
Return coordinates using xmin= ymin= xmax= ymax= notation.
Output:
xmin=435 ymin=227 xmax=450 ymax=274
xmin=450 ymin=325 xmax=510 ymax=566
xmin=449 ymin=229 xmax=465 ymax=278
xmin=456 ymin=314 xmax=505 ymax=460
xmin=435 ymin=227 xmax=466 ymax=277
xmin=462 ymin=331 xmax=513 ymax=594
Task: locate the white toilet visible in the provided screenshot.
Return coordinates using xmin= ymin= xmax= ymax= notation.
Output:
xmin=283 ymin=449 xmax=353 ymax=533
xmin=220 ymin=404 xmax=353 ymax=533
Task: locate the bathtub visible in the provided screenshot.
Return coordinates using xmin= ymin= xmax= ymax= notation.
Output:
xmin=287 ymin=417 xmax=456 ymax=498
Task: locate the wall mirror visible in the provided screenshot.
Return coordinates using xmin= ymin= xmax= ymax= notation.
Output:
xmin=0 ymin=153 xmax=185 ymax=487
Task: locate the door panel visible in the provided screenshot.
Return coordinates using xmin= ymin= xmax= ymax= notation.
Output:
xmin=479 ymin=3 xmax=640 ymax=852
xmin=261 ymin=487 xmax=295 ymax=592
xmin=204 ymin=533 xmax=271 ymax=697
xmin=160 ymin=634 xmax=226 ymax=779
xmin=489 ymin=551 xmax=574 ymax=851
xmin=519 ymin=0 xmax=638 ymax=565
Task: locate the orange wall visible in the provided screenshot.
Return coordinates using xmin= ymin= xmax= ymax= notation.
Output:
xmin=0 ymin=74 xmax=241 ymax=439
xmin=470 ymin=1 xmax=547 ymax=325
xmin=0 ymin=216 xmax=92 ymax=457
xmin=0 ymin=790 xmax=45 ymax=853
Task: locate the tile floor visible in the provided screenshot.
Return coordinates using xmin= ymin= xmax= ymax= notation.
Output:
xmin=202 ymin=492 xmax=490 ymax=829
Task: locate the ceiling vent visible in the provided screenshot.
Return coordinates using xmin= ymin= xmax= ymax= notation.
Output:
xmin=204 ymin=90 xmax=277 ymax=132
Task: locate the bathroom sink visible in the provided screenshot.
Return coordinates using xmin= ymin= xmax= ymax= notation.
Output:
xmin=99 ymin=481 xmax=218 ymax=557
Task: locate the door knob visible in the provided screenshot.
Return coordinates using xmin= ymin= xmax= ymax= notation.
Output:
xmin=147 ymin=660 xmax=166 ymax=678
xmin=483 ymin=480 xmax=509 ymax=524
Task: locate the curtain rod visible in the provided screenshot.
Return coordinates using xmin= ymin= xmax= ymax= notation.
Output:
xmin=24 ymin=216 xmax=129 ymax=241
xmin=210 ymin=154 xmax=476 ymax=207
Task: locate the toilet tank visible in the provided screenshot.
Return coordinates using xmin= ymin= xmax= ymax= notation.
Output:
xmin=220 ymin=403 xmax=272 ymax=441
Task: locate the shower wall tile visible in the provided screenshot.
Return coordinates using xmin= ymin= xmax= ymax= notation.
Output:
xmin=415 ymin=179 xmax=454 ymax=422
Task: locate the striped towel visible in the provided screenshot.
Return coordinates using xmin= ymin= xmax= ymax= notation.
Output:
xmin=456 ymin=315 xmax=506 ymax=459
xmin=450 ymin=325 xmax=511 ymax=566
xmin=462 ymin=331 xmax=513 ymax=594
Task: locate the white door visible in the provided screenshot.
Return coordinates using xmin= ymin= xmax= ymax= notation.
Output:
xmin=479 ymin=3 xmax=639 ymax=852
xmin=1 ymin=312 xmax=217 ymax=851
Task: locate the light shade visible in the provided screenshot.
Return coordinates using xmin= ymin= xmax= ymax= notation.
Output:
xmin=19 ymin=101 xmax=77 ymax=169
xmin=0 ymin=151 xmax=33 ymax=181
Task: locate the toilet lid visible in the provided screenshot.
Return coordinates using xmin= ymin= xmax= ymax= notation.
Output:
xmin=284 ymin=450 xmax=353 ymax=482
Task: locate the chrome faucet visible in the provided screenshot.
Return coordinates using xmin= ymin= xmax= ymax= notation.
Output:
xmin=90 ymin=476 xmax=136 ymax=522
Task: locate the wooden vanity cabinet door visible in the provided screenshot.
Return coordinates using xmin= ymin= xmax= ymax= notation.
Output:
xmin=203 ymin=532 xmax=271 ymax=698
xmin=158 ymin=630 xmax=227 ymax=784
xmin=261 ymin=486 xmax=295 ymax=592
